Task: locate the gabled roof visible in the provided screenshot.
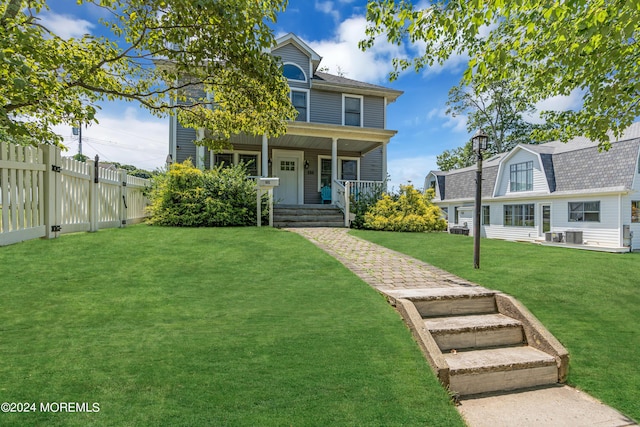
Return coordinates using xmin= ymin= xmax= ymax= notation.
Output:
xmin=273 ymin=33 xmax=322 ymax=73
xmin=430 ymin=123 xmax=640 ymax=201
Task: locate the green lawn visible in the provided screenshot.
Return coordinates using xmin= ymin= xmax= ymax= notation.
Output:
xmin=351 ymin=230 xmax=640 ymax=423
xmin=0 ymin=226 xmax=464 ymax=427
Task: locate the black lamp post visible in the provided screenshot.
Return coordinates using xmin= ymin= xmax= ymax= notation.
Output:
xmin=472 ymin=129 xmax=489 ymax=269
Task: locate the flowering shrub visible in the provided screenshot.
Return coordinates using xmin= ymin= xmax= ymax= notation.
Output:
xmin=363 ymin=185 xmax=446 ymax=232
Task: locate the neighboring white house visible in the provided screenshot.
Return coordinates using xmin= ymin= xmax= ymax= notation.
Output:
xmin=425 ymin=123 xmax=640 ymax=251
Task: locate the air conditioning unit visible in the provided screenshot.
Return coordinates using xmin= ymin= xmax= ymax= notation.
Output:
xmin=565 ymin=230 xmax=583 ymax=244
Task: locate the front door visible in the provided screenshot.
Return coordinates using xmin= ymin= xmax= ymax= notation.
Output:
xmin=273 ymin=150 xmax=303 ymax=204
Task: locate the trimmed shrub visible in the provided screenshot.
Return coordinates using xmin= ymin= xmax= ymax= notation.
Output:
xmin=363 ymin=185 xmax=447 ymax=232
xmin=147 ymin=159 xmax=268 ymax=226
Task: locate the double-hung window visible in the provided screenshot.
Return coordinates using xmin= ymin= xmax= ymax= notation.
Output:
xmin=343 ymin=95 xmax=362 ymax=127
xmin=510 ymin=161 xmax=533 ymax=192
xmin=482 ymin=205 xmax=490 ymax=225
xmin=291 ymin=90 xmax=308 ymax=122
xmin=504 ymin=204 xmax=535 ymax=227
xmin=568 ymin=201 xmax=600 ymax=222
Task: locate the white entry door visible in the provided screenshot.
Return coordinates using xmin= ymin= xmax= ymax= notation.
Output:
xmin=273 ymin=150 xmax=303 ymax=204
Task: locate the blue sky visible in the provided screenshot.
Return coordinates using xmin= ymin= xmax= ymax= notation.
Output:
xmin=45 ymin=0 xmax=579 ymax=190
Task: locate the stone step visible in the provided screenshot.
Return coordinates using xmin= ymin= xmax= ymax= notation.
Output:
xmin=425 ymin=313 xmax=525 ymax=351
xmin=444 ymin=346 xmax=558 ymax=396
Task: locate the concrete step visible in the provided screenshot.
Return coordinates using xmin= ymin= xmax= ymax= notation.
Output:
xmin=425 ymin=313 xmax=525 ymax=351
xmin=273 ymin=205 xmax=345 ymax=228
xmin=444 ymin=346 xmax=558 ymax=396
xmin=274 ymin=221 xmax=345 ymax=228
xmin=275 ymin=214 xmax=344 ymax=222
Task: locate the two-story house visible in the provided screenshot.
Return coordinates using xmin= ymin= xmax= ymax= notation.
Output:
xmin=168 ymin=33 xmax=403 ymax=207
xmin=425 ymin=123 xmax=640 ymax=251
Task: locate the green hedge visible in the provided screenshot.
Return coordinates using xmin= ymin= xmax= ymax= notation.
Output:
xmin=147 ymin=160 xmax=268 ymax=226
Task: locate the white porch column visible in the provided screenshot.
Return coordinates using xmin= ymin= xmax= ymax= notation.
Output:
xmin=331 ymin=137 xmax=338 ymax=202
xmin=262 ymin=134 xmax=269 ymax=177
xmin=195 ymin=128 xmax=205 ymax=170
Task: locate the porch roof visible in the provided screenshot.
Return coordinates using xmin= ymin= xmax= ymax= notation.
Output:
xmin=229 ymin=122 xmax=397 ymax=156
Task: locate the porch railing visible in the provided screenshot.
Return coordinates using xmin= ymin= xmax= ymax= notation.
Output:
xmin=337 ymin=179 xmax=386 ymax=201
xmin=333 ymin=179 xmax=350 ymax=227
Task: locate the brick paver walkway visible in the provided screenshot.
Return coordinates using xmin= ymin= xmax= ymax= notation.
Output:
xmin=287 ymin=227 xmax=478 ymax=293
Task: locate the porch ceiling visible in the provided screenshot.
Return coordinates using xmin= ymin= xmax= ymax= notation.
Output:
xmin=229 ymin=122 xmax=397 ymax=155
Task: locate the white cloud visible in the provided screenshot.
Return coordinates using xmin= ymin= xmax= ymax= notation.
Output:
xmin=387 ymin=155 xmax=438 ymax=192
xmin=38 ymin=12 xmax=94 ymax=40
xmin=427 ymin=107 xmax=467 ymax=133
xmin=54 ymin=106 xmax=168 ymax=171
xmin=308 ymin=16 xmax=406 ymax=84
xmin=524 ymin=89 xmax=584 ymax=124
xmin=315 ymin=1 xmax=340 ymax=22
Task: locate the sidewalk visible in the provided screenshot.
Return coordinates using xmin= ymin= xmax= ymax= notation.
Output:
xmin=288 ymin=227 xmax=638 ymax=427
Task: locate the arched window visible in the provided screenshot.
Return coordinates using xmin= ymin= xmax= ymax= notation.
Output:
xmin=282 ymin=63 xmax=306 ymax=81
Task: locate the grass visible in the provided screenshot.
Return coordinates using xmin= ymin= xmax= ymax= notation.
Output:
xmin=0 ymin=226 xmax=464 ymax=427
xmin=351 ymin=230 xmax=640 ymax=422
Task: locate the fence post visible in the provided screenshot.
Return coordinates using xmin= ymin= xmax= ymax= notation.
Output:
xmin=120 ymin=169 xmax=128 ymax=227
xmin=89 ymin=155 xmax=99 ymax=232
xmin=42 ymin=144 xmax=62 ymax=239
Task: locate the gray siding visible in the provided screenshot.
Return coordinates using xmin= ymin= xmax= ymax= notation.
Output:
xmin=360 ymin=148 xmax=383 ymax=181
xmin=309 ymin=90 xmax=385 ymax=128
xmin=310 ymin=90 xmax=341 ymax=125
xmin=176 ymin=123 xmax=197 ymax=164
xmin=363 ymin=97 xmax=384 ymax=129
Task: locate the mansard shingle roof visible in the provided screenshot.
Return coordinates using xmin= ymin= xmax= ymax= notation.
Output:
xmin=432 ymin=123 xmax=640 ymax=200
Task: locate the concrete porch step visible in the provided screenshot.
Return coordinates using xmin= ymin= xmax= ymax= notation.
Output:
xmin=425 ymin=313 xmax=525 ymax=351
xmin=273 ymin=205 xmax=345 ymax=228
xmin=444 ymin=346 xmax=558 ymax=396
xmin=274 ymin=221 xmax=345 ymax=228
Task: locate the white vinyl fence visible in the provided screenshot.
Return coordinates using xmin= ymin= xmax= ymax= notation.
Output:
xmin=0 ymin=142 xmax=150 ymax=246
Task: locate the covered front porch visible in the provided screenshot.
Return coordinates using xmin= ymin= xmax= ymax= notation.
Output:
xmin=224 ymin=121 xmax=395 ymax=206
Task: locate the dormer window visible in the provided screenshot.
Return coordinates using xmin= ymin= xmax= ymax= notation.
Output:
xmin=283 ymin=63 xmax=306 ymax=81
xmin=510 ymin=161 xmax=533 ymax=192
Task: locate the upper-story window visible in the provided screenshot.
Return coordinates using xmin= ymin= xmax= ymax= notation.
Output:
xmin=510 ymin=161 xmax=533 ymax=192
xmin=291 ymin=90 xmax=308 ymax=122
xmin=283 ymin=63 xmax=306 ymax=81
xmin=343 ymin=95 xmax=363 ymax=127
